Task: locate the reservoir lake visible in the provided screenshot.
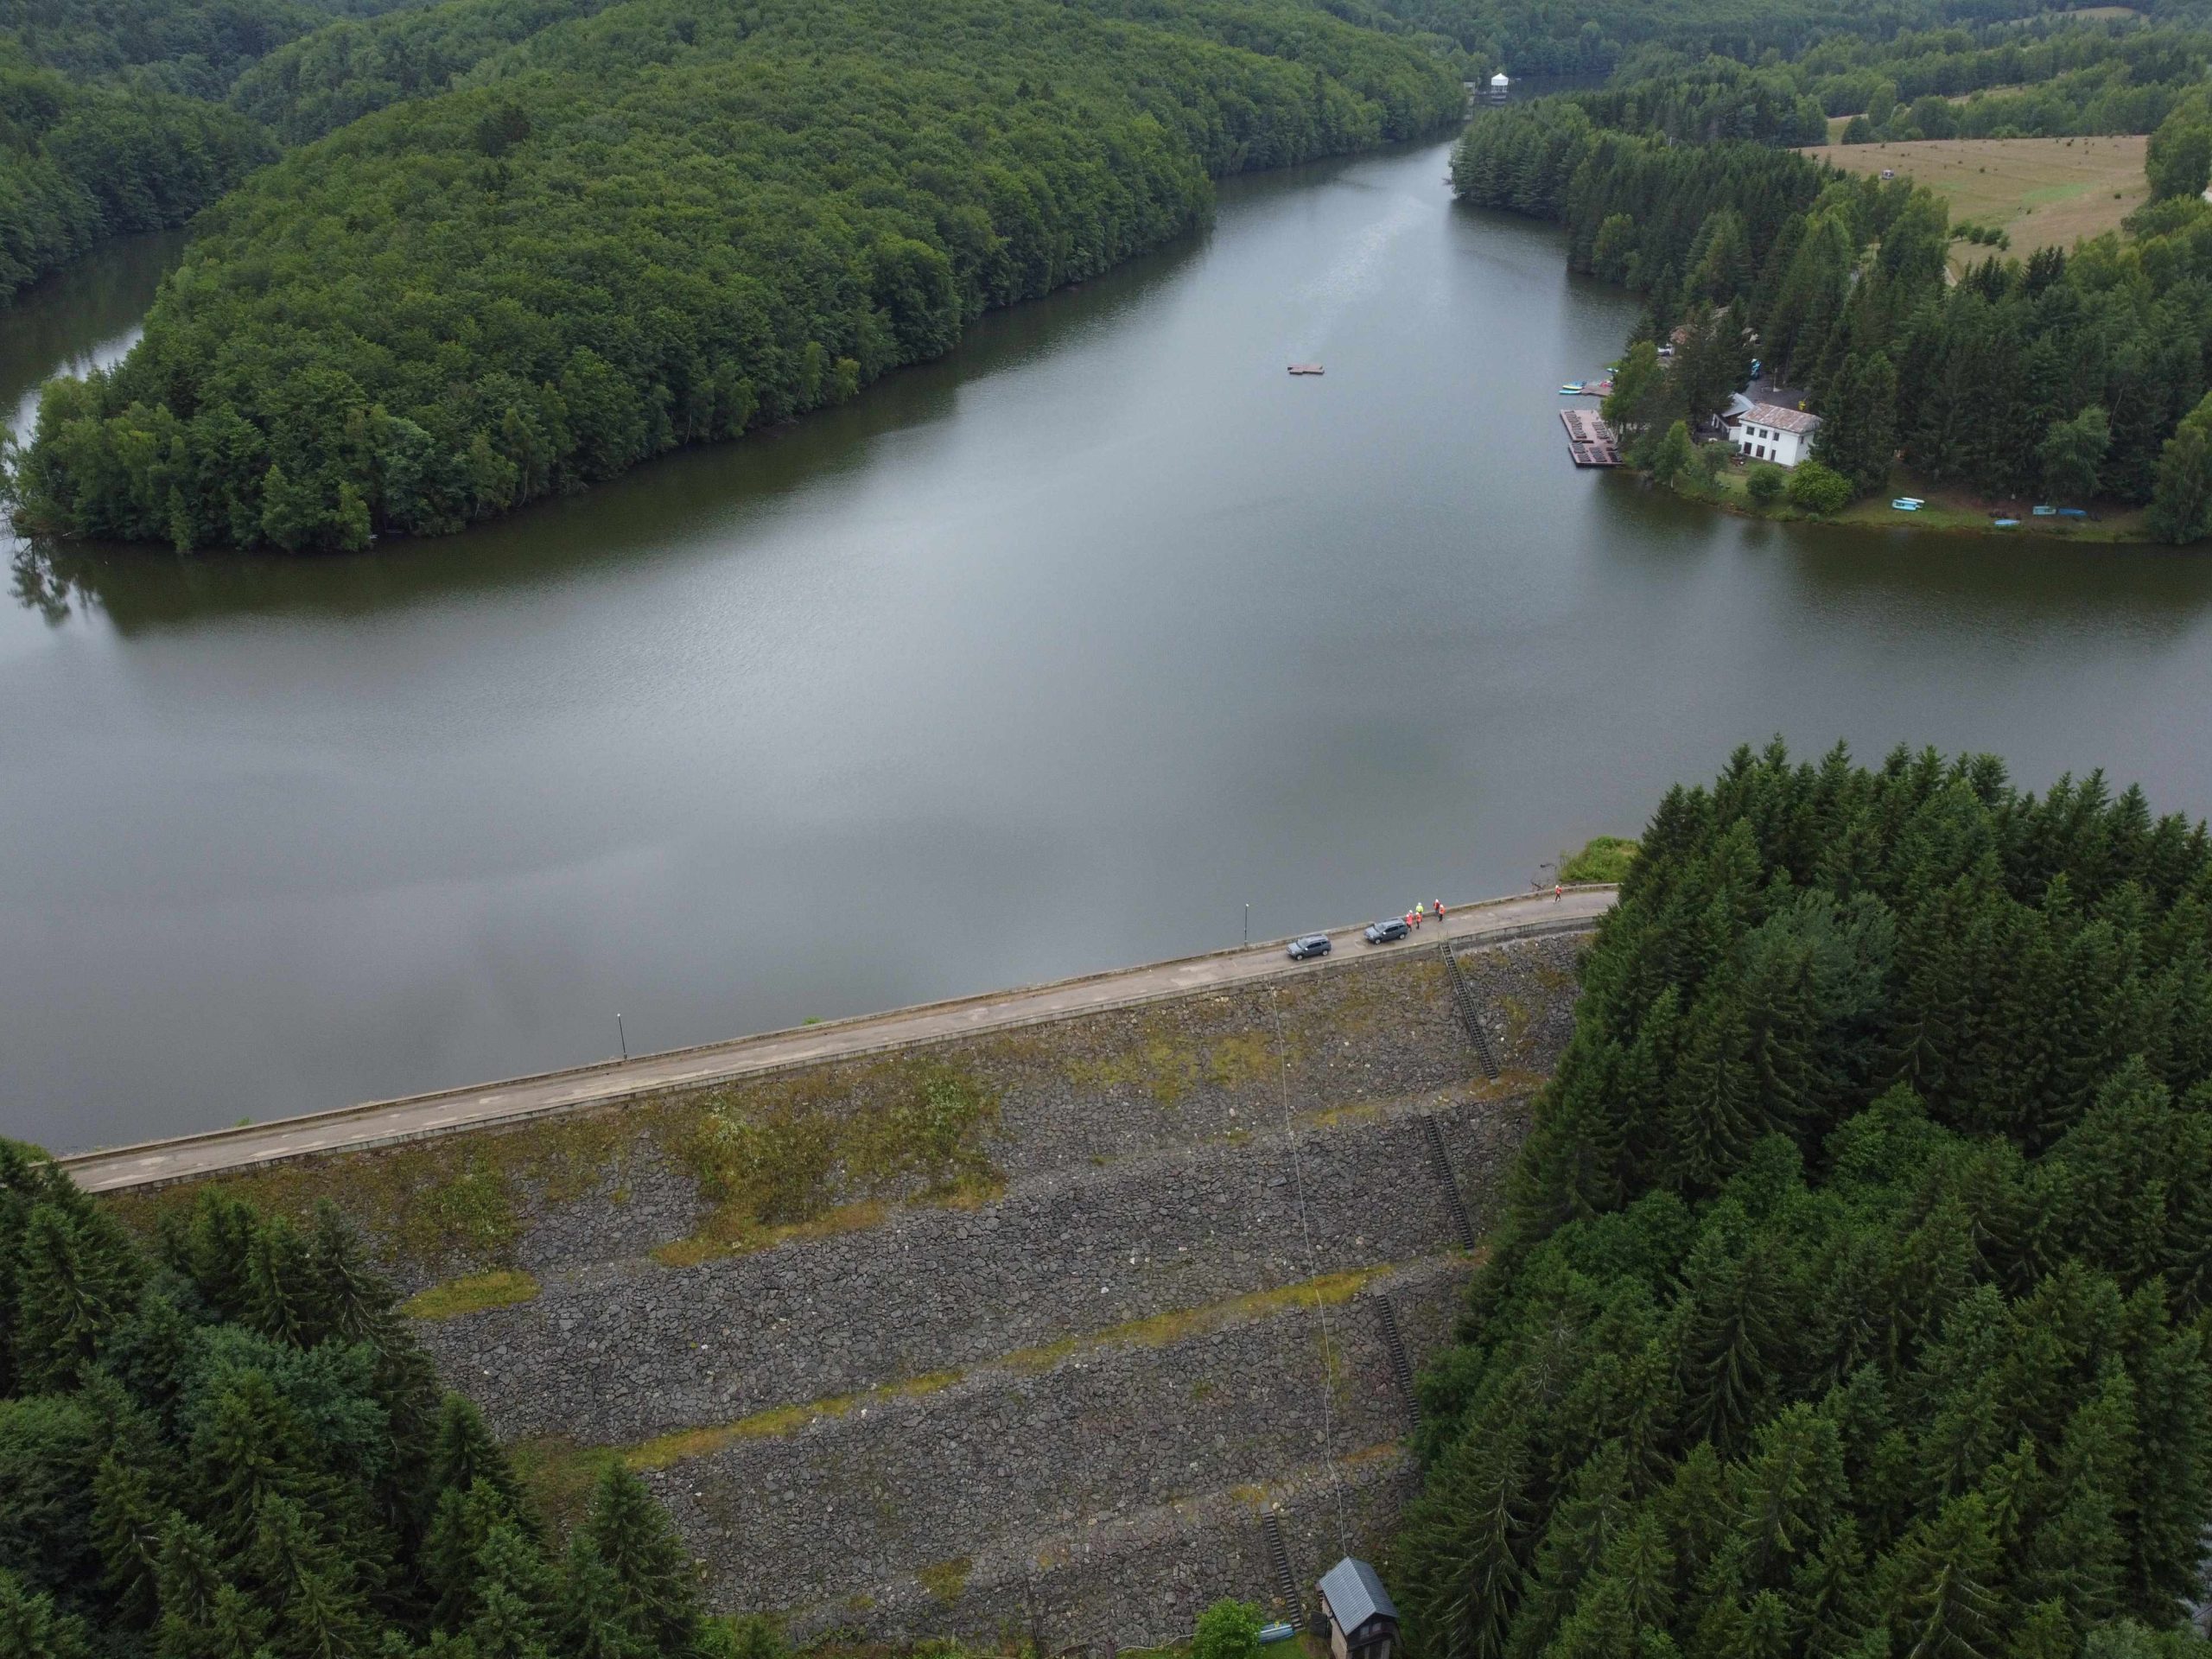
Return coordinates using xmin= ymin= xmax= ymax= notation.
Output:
xmin=7 ymin=139 xmax=2212 ymax=1151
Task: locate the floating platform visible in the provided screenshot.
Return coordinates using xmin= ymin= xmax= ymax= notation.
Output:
xmin=1560 ymin=408 xmax=1620 ymax=467
xmin=1287 ymin=363 xmax=1325 ymax=375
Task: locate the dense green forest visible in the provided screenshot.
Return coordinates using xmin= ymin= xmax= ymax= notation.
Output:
xmin=0 ymin=35 xmax=273 ymax=302
xmin=7 ymin=0 xmax=1460 ymax=552
xmin=0 ymin=0 xmax=433 ymax=302
xmin=1450 ymin=47 xmax=2212 ymax=537
xmin=1395 ymin=743 xmax=2212 ymax=1657
xmin=1359 ymin=0 xmax=2126 ymax=80
xmin=0 ymin=1139 xmax=745 ymax=1659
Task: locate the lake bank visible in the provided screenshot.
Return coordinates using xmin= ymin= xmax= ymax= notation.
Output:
xmin=1662 ymin=461 xmax=2153 ymax=543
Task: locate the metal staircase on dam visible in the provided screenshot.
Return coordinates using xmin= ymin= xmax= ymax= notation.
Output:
xmin=1421 ymin=1112 xmax=1480 ymax=1251
xmin=1440 ymin=941 xmax=1502 ymax=1079
xmin=1260 ymin=1511 xmax=1301 ymax=1615
xmin=1373 ymin=1294 xmax=1420 ymax=1421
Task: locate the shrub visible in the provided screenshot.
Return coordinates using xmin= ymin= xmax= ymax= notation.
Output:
xmin=1559 ymin=836 xmax=1638 ymax=883
xmin=1784 ymin=459 xmax=1853 ymax=513
xmin=1192 ymin=1599 xmax=1265 ymax=1659
xmin=1745 ymin=461 xmax=1787 ymax=503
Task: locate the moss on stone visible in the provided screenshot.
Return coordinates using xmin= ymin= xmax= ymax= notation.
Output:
xmin=1002 ymin=1263 xmax=1391 ymax=1373
xmin=402 ymin=1268 xmax=541 ymax=1320
xmin=916 ymin=1557 xmax=971 ymax=1606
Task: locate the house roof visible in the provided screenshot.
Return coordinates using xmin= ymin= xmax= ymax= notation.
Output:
xmin=1319 ymin=1558 xmax=1399 ymax=1633
xmin=1742 ymin=402 xmax=1821 ymax=434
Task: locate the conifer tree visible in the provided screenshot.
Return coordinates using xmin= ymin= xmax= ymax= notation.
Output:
xmin=11 ymin=1207 xmax=135 ymax=1395
xmin=580 ymin=1465 xmax=702 ymax=1658
xmin=0 ymin=1570 xmax=92 ymax=1659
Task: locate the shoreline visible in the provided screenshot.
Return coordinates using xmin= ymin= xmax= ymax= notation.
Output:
xmin=1649 ymin=465 xmax=2154 ymax=545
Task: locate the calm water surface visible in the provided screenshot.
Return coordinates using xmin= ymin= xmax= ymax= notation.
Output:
xmin=8 ymin=143 xmax=2212 ymax=1151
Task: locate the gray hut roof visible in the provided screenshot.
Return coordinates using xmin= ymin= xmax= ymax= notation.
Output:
xmin=1319 ymin=1558 xmax=1399 ymax=1632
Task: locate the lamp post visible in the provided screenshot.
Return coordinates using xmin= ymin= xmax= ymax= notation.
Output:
xmin=617 ymin=1014 xmax=628 ymax=1062
xmin=1243 ymin=903 xmax=1250 ymax=948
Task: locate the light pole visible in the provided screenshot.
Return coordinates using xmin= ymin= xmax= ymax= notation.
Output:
xmin=617 ymin=1014 xmax=628 ymax=1062
xmin=1243 ymin=903 xmax=1250 ymax=948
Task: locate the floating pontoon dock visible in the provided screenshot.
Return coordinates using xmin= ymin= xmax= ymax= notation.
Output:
xmin=1560 ymin=409 xmax=1620 ymax=467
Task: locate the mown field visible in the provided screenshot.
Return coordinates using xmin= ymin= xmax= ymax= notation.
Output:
xmin=1802 ymin=133 xmax=2148 ymax=264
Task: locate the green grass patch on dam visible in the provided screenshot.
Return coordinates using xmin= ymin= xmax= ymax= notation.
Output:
xmin=656 ymin=1059 xmax=1002 ymax=1266
xmin=400 ymin=1267 xmax=540 ymax=1319
xmin=105 ymin=1053 xmax=1007 ymax=1282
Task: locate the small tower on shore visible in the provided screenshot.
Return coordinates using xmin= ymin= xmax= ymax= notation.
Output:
xmin=1485 ymin=70 xmax=1510 ymax=103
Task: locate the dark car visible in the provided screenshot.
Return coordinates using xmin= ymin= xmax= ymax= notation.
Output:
xmin=1287 ymin=933 xmax=1332 ymax=961
xmin=1363 ymin=918 xmax=1410 ymax=944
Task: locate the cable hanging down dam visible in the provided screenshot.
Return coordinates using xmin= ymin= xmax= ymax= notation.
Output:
xmin=73 ymin=887 xmax=1614 ymax=1645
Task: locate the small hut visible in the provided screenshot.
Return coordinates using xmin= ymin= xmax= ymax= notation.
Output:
xmin=1485 ymin=70 xmax=1510 ymax=103
xmin=1318 ymin=1559 xmax=1400 ymax=1659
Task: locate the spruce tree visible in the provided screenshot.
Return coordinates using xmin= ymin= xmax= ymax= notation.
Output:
xmin=580 ymin=1465 xmax=702 ymax=1658
xmin=12 ymin=1207 xmax=135 ymax=1395
xmin=0 ymin=1571 xmax=92 ymax=1659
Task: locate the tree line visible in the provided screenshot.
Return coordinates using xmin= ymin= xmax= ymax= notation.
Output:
xmin=1360 ymin=0 xmax=2037 ymax=83
xmin=8 ymin=0 xmax=1461 ymax=552
xmin=0 ymin=35 xmax=274 ymax=302
xmin=0 ymin=1138 xmax=759 ymax=1659
xmin=0 ymin=0 xmax=438 ymax=302
xmin=1452 ymin=67 xmax=2212 ymax=537
xmin=1395 ymin=741 xmax=2212 ymax=1658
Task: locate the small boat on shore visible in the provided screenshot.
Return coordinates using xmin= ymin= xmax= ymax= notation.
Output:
xmin=1891 ymin=498 xmax=1923 ymax=512
xmin=1993 ymin=518 xmax=2020 ymax=528
xmin=1559 ymin=382 xmax=1586 ymax=395
xmin=1288 ymin=363 xmax=1325 ymax=375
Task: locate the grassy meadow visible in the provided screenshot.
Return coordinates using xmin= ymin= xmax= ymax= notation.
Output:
xmin=1802 ymin=134 xmax=2148 ymax=268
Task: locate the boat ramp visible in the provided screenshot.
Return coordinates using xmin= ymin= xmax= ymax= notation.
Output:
xmin=1560 ymin=409 xmax=1620 ymax=467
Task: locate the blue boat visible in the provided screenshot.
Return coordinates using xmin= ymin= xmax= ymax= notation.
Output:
xmin=2032 ymin=505 xmax=2056 ymax=516
xmin=1891 ymin=499 xmax=1922 ymax=512
xmin=2057 ymin=506 xmax=2088 ymax=518
xmin=1993 ymin=518 xmax=2019 ymax=528
xmin=1559 ymin=383 xmax=1586 ymax=395
xmin=1259 ymin=1625 xmax=1298 ymax=1646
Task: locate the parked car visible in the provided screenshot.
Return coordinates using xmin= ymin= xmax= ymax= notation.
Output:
xmin=1363 ymin=918 xmax=1410 ymax=944
xmin=1287 ymin=933 xmax=1332 ymax=961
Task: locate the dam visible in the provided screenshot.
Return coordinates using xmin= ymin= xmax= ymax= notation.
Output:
xmin=76 ymin=892 xmax=1610 ymax=1647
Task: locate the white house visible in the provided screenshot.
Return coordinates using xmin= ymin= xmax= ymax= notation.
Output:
xmin=1485 ymin=70 xmax=1510 ymax=102
xmin=1732 ymin=401 xmax=1822 ymax=467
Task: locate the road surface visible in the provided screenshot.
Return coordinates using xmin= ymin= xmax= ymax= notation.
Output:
xmin=61 ymin=887 xmax=1616 ymax=1192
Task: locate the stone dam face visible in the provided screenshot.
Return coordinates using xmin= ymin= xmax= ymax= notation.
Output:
xmin=111 ymin=931 xmax=1588 ymax=1648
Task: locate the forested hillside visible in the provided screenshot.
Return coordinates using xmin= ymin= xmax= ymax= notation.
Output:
xmin=10 ymin=0 xmax=1460 ymax=552
xmin=1395 ymin=743 xmax=2212 ymax=1657
xmin=1450 ymin=46 xmax=2212 ymax=536
xmin=0 ymin=0 xmax=425 ymax=302
xmin=0 ymin=1140 xmax=739 ymax=1659
xmin=1361 ymin=0 xmax=2081 ymax=79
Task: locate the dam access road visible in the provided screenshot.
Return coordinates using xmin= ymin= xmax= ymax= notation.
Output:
xmin=61 ymin=885 xmax=1616 ymax=1193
